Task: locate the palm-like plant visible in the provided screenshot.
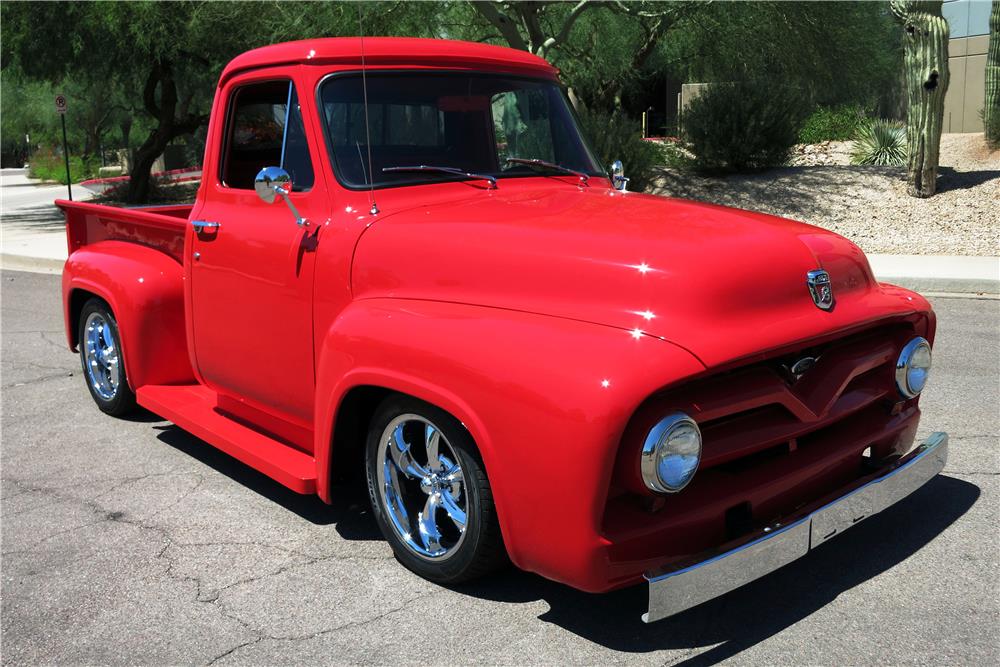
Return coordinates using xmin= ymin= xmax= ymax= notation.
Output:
xmin=850 ymin=119 xmax=907 ymax=166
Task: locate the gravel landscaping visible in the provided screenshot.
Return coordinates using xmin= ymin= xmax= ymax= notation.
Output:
xmin=653 ymin=134 xmax=999 ymax=256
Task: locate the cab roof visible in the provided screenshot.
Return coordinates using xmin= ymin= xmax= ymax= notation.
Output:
xmin=220 ymin=37 xmax=558 ymax=83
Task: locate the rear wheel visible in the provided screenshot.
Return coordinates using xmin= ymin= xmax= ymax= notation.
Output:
xmin=78 ymin=298 xmax=136 ymax=416
xmin=365 ymin=395 xmax=506 ymax=584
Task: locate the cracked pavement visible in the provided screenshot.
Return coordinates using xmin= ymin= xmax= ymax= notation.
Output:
xmin=2 ymin=269 xmax=998 ymax=665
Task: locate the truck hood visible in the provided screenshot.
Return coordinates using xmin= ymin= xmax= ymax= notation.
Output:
xmin=351 ymin=185 xmax=924 ymax=368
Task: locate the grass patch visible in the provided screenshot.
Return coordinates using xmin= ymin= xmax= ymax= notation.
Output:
xmin=28 ymin=150 xmax=101 ymax=184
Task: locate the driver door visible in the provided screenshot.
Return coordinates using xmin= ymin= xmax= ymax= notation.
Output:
xmin=190 ymin=76 xmax=327 ymax=434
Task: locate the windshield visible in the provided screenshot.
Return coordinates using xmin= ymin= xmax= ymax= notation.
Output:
xmin=318 ymin=73 xmax=603 ymax=189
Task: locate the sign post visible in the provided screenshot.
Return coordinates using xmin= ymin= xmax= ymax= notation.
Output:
xmin=55 ymin=94 xmax=71 ymax=200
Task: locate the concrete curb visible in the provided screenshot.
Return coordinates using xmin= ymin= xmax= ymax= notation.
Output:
xmin=1 ymin=254 xmax=65 ymax=275
xmin=876 ymin=276 xmax=999 ymax=295
xmin=867 ymin=254 xmax=999 ymax=296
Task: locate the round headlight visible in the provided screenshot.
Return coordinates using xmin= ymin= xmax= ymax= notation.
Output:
xmin=641 ymin=412 xmax=702 ymax=494
xmin=895 ymin=336 xmax=932 ymax=398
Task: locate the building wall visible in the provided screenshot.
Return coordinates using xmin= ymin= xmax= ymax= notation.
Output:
xmin=943 ymin=0 xmax=993 ymax=133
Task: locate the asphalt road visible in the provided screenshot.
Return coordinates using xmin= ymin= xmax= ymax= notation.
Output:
xmin=2 ymin=269 xmax=997 ymax=665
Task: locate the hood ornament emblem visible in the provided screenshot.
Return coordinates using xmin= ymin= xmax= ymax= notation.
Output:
xmin=806 ymin=269 xmax=835 ymax=311
xmin=789 ymin=356 xmax=818 ymax=381
xmin=780 ymin=355 xmax=819 ymax=384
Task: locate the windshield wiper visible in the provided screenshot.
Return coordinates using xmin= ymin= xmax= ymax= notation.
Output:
xmin=382 ymin=165 xmax=497 ymax=189
xmin=505 ymin=158 xmax=589 ymax=185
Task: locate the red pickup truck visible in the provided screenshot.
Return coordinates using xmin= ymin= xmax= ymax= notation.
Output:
xmin=59 ymin=38 xmax=947 ymax=622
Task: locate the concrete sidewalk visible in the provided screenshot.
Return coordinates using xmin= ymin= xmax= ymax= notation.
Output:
xmin=1 ymin=167 xmax=91 ymax=274
xmin=1 ymin=168 xmax=997 ymax=293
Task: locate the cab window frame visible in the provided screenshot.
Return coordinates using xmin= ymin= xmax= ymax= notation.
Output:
xmin=219 ymin=78 xmax=315 ymax=192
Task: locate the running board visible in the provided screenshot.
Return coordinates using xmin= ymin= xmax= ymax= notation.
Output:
xmin=137 ymin=384 xmax=317 ymax=494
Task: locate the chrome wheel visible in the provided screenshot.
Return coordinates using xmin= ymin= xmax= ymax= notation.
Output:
xmin=376 ymin=414 xmax=467 ymax=561
xmin=83 ymin=311 xmax=120 ymax=401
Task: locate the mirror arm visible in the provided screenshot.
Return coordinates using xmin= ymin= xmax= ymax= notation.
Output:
xmin=275 ymin=185 xmax=309 ymax=227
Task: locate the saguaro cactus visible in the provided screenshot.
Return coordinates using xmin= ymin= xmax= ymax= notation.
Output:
xmin=890 ymin=0 xmax=951 ymax=198
xmin=986 ymin=0 xmax=999 ymax=145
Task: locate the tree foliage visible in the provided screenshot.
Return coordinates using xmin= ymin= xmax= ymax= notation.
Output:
xmin=0 ymin=1 xmax=443 ymax=201
xmin=658 ymin=1 xmax=901 ymax=112
xmin=1 ymin=1 xmax=913 ymax=195
xmin=462 ymin=1 xmax=706 ymax=112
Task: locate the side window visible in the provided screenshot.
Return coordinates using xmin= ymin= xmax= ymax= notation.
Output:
xmin=221 ymin=80 xmax=315 ymax=191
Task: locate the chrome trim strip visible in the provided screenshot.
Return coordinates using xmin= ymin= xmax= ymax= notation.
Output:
xmin=643 ymin=432 xmax=948 ymax=623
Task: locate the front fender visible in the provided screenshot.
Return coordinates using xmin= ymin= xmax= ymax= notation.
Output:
xmin=313 ymin=298 xmax=704 ymax=591
xmin=63 ymin=241 xmax=194 ymax=390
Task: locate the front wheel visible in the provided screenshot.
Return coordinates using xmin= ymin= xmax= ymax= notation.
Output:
xmin=365 ymin=395 xmax=506 ymax=584
xmin=78 ymin=298 xmax=136 ymax=416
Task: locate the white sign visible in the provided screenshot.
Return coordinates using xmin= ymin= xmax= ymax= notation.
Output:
xmin=55 ymin=94 xmax=67 ymax=115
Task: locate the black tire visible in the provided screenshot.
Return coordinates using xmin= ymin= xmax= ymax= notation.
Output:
xmin=77 ymin=298 xmax=136 ymax=416
xmin=365 ymin=394 xmax=507 ymax=584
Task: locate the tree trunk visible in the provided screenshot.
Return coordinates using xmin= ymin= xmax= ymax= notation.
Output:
xmin=986 ymin=0 xmax=1000 ymax=144
xmin=126 ymin=60 xmax=206 ymax=203
xmin=892 ymin=0 xmax=951 ymax=198
xmin=120 ymin=117 xmax=132 ymax=151
xmin=128 ymin=128 xmax=171 ymax=203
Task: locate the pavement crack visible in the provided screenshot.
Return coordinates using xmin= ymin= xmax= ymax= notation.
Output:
xmin=2 ymin=372 xmax=72 ymax=388
xmin=267 ymin=590 xmax=432 ymax=643
xmin=946 ymin=470 xmax=1000 ymax=476
xmin=39 ymin=330 xmax=69 ymax=351
xmin=206 ymin=638 xmax=264 ymax=665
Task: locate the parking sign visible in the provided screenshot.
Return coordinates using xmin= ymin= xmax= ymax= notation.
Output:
xmin=55 ymin=95 xmax=67 ymax=115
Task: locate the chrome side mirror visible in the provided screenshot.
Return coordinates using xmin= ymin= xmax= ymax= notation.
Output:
xmin=610 ymin=159 xmax=629 ymax=192
xmin=255 ymin=166 xmax=308 ymax=227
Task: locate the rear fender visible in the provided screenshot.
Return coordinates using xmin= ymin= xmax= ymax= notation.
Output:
xmin=313 ymin=298 xmax=705 ymax=589
xmin=63 ymin=241 xmax=194 ymax=390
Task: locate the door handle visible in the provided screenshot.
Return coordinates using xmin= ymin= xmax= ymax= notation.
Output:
xmin=191 ymin=220 xmax=221 ymax=233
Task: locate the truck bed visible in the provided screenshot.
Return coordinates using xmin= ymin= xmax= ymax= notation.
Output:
xmin=57 ymin=200 xmax=191 ymax=263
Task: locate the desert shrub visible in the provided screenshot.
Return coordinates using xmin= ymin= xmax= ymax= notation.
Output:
xmin=798 ymin=105 xmax=868 ymax=144
xmin=576 ymin=109 xmax=668 ymax=192
xmin=28 ymin=149 xmax=99 ymax=184
xmin=682 ymin=80 xmax=809 ymax=172
xmin=657 ymin=139 xmax=695 ymax=170
xmin=850 ymin=119 xmax=906 ymax=166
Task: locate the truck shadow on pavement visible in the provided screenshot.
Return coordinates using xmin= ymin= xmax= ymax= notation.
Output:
xmin=154 ymin=425 xmax=382 ymax=539
xmin=152 ymin=423 xmax=977 ymax=662
xmin=455 ymin=474 xmax=979 ymax=662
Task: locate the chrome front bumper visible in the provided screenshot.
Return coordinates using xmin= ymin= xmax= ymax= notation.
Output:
xmin=643 ymin=432 xmax=948 ymax=623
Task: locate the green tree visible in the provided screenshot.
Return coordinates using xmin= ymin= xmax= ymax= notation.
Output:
xmin=1 ymin=1 xmax=442 ymax=202
xmin=464 ymin=1 xmax=703 ymax=112
xmin=658 ymin=1 xmax=901 ymax=112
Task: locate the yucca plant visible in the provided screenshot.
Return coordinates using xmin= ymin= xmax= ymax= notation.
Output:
xmin=850 ymin=119 xmax=907 ymax=166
